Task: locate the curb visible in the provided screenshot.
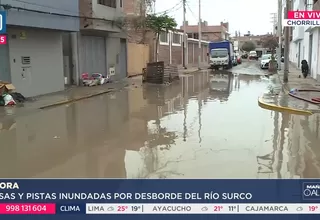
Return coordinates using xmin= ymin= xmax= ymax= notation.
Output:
xmin=275 ymin=70 xmax=291 ymax=93
xmin=181 ymin=70 xmax=201 ymax=75
xmin=39 ymin=89 xmax=115 ymax=109
xmin=258 ymin=97 xmax=313 ymax=116
xmin=276 ymin=72 xmax=320 ymax=112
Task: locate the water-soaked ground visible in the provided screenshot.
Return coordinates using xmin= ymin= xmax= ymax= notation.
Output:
xmin=0 ymin=61 xmax=320 ymax=178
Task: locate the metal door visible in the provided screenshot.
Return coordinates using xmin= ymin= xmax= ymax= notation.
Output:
xmin=0 ymin=44 xmax=11 ymax=82
xmin=80 ymin=36 xmax=106 ymax=75
xmin=119 ymin=39 xmax=127 ymax=79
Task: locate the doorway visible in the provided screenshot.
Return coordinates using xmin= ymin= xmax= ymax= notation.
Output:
xmin=309 ymin=34 xmax=313 ymax=76
xmin=0 ymin=44 xmax=11 ymax=82
xmin=119 ymin=39 xmax=127 ymax=79
xmin=297 ymin=42 xmax=301 ymax=68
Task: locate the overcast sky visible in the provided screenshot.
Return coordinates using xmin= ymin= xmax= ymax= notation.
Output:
xmin=155 ymin=0 xmax=277 ymax=36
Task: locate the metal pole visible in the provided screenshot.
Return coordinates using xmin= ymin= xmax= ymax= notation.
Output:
xmin=198 ymin=0 xmax=201 ymax=70
xmin=277 ymin=0 xmax=282 ymax=70
xmin=283 ymin=0 xmax=289 ymax=82
xmin=183 ymin=0 xmax=187 ymax=69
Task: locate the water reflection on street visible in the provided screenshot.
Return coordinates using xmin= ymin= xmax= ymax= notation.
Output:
xmin=0 ymin=68 xmax=320 ymax=178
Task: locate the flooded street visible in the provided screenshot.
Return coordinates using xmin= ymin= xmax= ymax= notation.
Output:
xmin=1 ymin=61 xmax=320 ymax=178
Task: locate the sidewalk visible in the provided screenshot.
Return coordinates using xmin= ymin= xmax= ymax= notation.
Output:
xmin=0 ymin=78 xmax=137 ymax=120
xmin=0 ymin=65 xmax=207 ymax=120
xmin=278 ymin=63 xmax=320 ymax=91
xmin=178 ymin=63 xmax=209 ymax=74
xmin=258 ymin=63 xmax=320 ymax=115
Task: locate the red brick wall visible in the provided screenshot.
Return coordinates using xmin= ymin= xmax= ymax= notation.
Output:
xmin=145 ymin=32 xmax=208 ymax=66
xmin=171 ymin=45 xmax=182 ymax=65
xmin=123 ymin=0 xmax=135 ymax=14
xmin=123 ymin=0 xmax=145 ymax=15
xmin=158 ymin=45 xmax=170 ymax=64
xmin=79 ymin=0 xmax=93 ymax=28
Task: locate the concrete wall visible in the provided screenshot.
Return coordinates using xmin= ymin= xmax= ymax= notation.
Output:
xmin=3 ymin=0 xmax=79 ymax=31
xmin=80 ymin=0 xmax=124 ymax=32
xmin=8 ymin=27 xmax=64 ymax=97
xmin=92 ymin=0 xmax=124 ymax=20
xmin=106 ymin=35 xmax=121 ymax=80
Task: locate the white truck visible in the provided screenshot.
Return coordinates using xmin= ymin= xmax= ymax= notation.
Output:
xmin=208 ymin=40 xmax=234 ymax=70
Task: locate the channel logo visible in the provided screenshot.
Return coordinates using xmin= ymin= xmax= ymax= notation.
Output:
xmin=302 ymin=182 xmax=320 ymax=200
xmin=0 ymin=11 xmax=7 ymax=34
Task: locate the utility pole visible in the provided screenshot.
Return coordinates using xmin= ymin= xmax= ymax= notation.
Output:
xmin=198 ymin=0 xmax=202 ymax=70
xmin=182 ymin=0 xmax=187 ymax=69
xmin=276 ymin=0 xmax=282 ymax=70
xmin=270 ymin=13 xmax=277 ymax=35
xmin=283 ymin=0 xmax=289 ymax=82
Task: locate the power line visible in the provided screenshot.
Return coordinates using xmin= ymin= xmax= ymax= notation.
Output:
xmin=0 ymin=4 xmax=117 ymax=24
xmin=10 ymin=0 xmax=80 ymax=15
xmin=154 ymin=0 xmax=183 ymax=15
xmin=186 ymin=2 xmax=197 ymax=19
xmin=9 ymin=0 xmax=108 ymax=26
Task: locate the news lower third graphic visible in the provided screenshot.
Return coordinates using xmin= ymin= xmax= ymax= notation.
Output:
xmin=0 ymin=11 xmax=6 ymax=44
xmin=284 ymin=10 xmax=320 ymax=26
xmin=0 ymin=179 xmax=320 ymax=218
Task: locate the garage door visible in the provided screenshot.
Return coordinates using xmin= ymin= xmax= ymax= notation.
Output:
xmin=80 ymin=36 xmax=106 ymax=74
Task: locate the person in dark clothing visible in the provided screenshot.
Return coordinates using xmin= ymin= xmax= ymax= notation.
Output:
xmin=301 ymin=60 xmax=309 ymax=78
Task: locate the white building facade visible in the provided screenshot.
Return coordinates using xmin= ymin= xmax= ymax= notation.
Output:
xmin=289 ymin=0 xmax=320 ymax=81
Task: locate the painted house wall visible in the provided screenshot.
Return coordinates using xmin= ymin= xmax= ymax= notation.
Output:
xmin=8 ymin=27 xmax=64 ymax=97
xmin=2 ymin=0 xmax=79 ymax=31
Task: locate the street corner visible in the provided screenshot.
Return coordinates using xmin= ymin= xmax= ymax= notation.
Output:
xmin=258 ymin=95 xmax=313 ymax=116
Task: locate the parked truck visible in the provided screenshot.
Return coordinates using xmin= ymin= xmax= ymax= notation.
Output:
xmin=208 ymin=41 xmax=234 ymax=70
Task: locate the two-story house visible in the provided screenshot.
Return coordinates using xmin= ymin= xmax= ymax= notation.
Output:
xmin=0 ymin=0 xmax=128 ymax=97
xmin=232 ymin=35 xmax=269 ymax=57
xmin=0 ymin=0 xmax=79 ymax=97
xmin=289 ymin=0 xmax=319 ymax=80
xmin=306 ymin=0 xmax=320 ymax=80
xmin=289 ymin=0 xmax=304 ymax=69
xmin=78 ymin=0 xmax=127 ymax=82
xmin=180 ymin=21 xmax=229 ymax=42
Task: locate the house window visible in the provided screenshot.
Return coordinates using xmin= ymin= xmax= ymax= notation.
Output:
xmin=172 ymin=33 xmax=181 ymax=44
xmin=159 ymin=32 xmax=168 ymax=43
xmin=187 ymin=33 xmax=193 ymax=38
xmin=193 ymin=33 xmax=199 ymax=39
xmin=98 ymin=0 xmax=116 ymax=8
xmin=120 ymin=0 xmax=123 ymax=7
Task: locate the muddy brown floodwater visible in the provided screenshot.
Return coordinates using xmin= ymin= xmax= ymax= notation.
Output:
xmin=0 ymin=63 xmax=320 ymax=178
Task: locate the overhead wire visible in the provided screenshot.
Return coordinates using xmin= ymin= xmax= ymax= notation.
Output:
xmin=0 ymin=0 xmax=184 ymax=39
xmin=186 ymin=1 xmax=197 ymax=19
xmin=10 ymin=0 xmax=80 ymax=15
xmin=154 ymin=0 xmax=183 ymax=15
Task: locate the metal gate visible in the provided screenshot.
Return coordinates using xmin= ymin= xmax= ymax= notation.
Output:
xmin=0 ymin=44 xmax=11 ymax=82
xmin=80 ymin=36 xmax=106 ymax=75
